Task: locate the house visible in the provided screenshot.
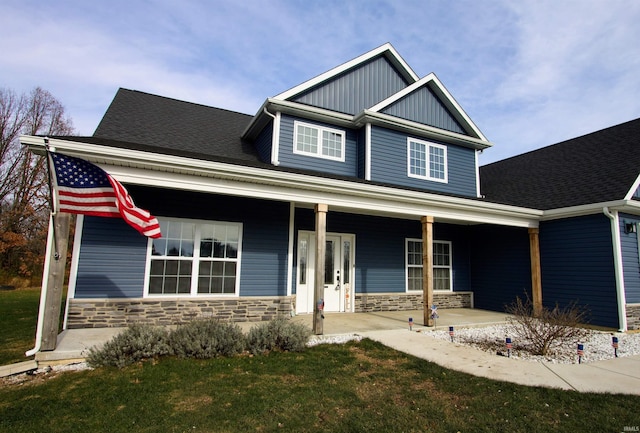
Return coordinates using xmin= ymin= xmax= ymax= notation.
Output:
xmin=21 ymin=44 xmax=639 ymax=344
xmin=480 ymin=119 xmax=640 ymax=331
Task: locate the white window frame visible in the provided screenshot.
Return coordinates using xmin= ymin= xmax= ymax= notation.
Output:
xmin=293 ymin=120 xmax=346 ymax=162
xmin=143 ymin=217 xmax=242 ymax=297
xmin=407 ymin=138 xmax=448 ymax=183
xmin=405 ymin=238 xmax=453 ymax=292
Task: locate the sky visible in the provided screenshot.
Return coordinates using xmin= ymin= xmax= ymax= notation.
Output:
xmin=2 ymin=0 xmax=639 ymax=165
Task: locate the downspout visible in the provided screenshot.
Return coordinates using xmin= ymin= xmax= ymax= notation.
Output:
xmin=26 ymin=215 xmax=55 ymax=356
xmin=263 ymin=107 xmax=280 ymax=166
xmin=603 ymin=207 xmax=628 ymax=331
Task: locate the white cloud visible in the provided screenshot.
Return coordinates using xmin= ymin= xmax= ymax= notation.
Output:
xmin=1 ymin=0 xmax=639 ymax=157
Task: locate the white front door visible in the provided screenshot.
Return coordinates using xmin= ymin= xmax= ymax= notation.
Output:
xmin=295 ymin=232 xmax=354 ymax=314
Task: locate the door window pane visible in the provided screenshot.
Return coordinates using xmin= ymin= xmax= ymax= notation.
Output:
xmin=324 ymin=240 xmax=335 ymax=285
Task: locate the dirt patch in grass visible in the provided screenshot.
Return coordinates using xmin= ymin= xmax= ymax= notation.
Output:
xmin=170 ymin=393 xmax=214 ymax=412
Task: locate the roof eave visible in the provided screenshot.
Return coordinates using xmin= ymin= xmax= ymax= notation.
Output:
xmin=22 ymin=135 xmax=539 ymax=227
xmin=355 ymin=110 xmax=493 ymax=150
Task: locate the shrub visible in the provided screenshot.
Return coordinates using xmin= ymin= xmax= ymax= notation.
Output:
xmin=86 ymin=324 xmax=171 ymax=368
xmin=246 ymin=317 xmax=311 ymax=355
xmin=168 ymin=319 xmax=246 ymax=359
xmin=506 ymin=294 xmax=591 ymax=356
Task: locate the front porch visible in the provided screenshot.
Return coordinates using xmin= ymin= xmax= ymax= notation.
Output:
xmin=35 ymin=308 xmax=511 ymax=365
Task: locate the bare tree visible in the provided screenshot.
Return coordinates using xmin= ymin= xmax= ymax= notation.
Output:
xmin=0 ymin=87 xmax=74 ymax=282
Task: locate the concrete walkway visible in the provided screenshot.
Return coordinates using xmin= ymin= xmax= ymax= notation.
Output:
xmin=18 ymin=308 xmax=640 ymax=395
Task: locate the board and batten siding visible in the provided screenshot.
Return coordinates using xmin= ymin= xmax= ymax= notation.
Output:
xmin=277 ymin=115 xmax=358 ymax=177
xmin=469 ymin=225 xmax=532 ymax=312
xmin=369 ymin=126 xmax=477 ymax=196
xmin=539 ymin=214 xmax=619 ymax=328
xmin=381 ymin=86 xmax=466 ymax=135
xmin=619 ymin=213 xmax=640 ymax=303
xmin=291 ymin=56 xmax=410 ymax=115
xmin=74 ymin=187 xmax=291 ymax=299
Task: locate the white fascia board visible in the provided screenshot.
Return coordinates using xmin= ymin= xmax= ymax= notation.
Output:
xmin=273 ymin=43 xmax=419 ymax=101
xmin=114 ymin=165 xmax=540 ymax=228
xmin=355 ymin=110 xmax=492 ymax=150
xmin=624 ymin=173 xmax=640 ymax=200
xmin=541 ymin=200 xmax=640 ymax=221
xmin=244 ymin=99 xmax=355 ymax=140
xmin=24 ymin=135 xmax=540 ymax=228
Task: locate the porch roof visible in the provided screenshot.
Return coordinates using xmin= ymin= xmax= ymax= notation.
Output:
xmin=23 ymin=135 xmax=542 ymax=228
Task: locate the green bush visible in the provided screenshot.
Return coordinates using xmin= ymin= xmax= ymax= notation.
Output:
xmin=246 ymin=317 xmax=311 ymax=355
xmin=168 ymin=319 xmax=246 ymax=359
xmin=86 ymin=323 xmax=171 ymax=368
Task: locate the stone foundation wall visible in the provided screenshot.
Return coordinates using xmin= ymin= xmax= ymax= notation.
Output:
xmin=627 ymin=304 xmax=640 ymax=331
xmin=354 ymin=292 xmax=473 ymax=313
xmin=66 ymin=297 xmax=294 ymax=329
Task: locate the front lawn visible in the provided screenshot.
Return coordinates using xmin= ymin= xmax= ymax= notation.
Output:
xmin=1 ymin=339 xmax=639 ymax=432
xmin=0 ymin=287 xmax=40 ymax=365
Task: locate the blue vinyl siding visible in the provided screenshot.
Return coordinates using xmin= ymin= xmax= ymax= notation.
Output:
xmin=292 ymin=56 xmax=409 ymax=115
xmin=74 ymin=187 xmax=291 ymax=299
xmin=382 ymin=86 xmax=466 ymax=134
xmin=254 ymin=120 xmax=273 ymax=164
xmin=620 ymin=213 xmax=640 ymax=303
xmin=75 ymin=217 xmax=148 ymax=298
xmin=293 ymin=209 xmax=471 ymax=294
xmin=277 ymin=115 xmax=358 ymax=177
xmin=540 ymin=215 xmax=619 ymax=328
xmin=357 ymin=128 xmax=366 ymax=179
xmin=370 ymin=126 xmax=477 ymax=196
xmin=469 ymin=225 xmax=532 ymax=312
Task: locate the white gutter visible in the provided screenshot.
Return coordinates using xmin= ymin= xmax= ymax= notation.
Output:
xmin=26 ymin=215 xmax=55 ymax=356
xmin=603 ymin=207 xmax=628 ymax=331
xmin=262 ymin=107 xmax=280 ymax=166
xmin=22 ymin=136 xmax=542 ymax=228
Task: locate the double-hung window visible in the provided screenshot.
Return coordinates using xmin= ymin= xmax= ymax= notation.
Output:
xmin=146 ymin=218 xmax=242 ymax=296
xmin=294 ymin=121 xmax=345 ymax=162
xmin=407 ymin=138 xmax=448 ymax=183
xmin=406 ymin=239 xmax=452 ymax=291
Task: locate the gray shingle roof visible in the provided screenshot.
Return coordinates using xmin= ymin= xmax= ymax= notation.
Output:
xmin=480 ymin=118 xmax=640 ymax=210
xmin=93 ymin=88 xmax=260 ymax=163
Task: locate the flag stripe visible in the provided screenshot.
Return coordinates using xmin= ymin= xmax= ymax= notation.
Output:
xmin=50 ymin=152 xmax=162 ymax=238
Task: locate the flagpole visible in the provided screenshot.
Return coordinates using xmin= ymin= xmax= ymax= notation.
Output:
xmin=44 ymin=139 xmax=60 ymax=260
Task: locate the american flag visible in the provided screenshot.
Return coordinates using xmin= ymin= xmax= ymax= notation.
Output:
xmin=49 ymin=152 xmax=161 ymax=238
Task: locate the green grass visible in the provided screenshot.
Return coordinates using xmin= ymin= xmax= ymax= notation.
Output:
xmin=1 ymin=341 xmax=639 ymax=432
xmin=0 ymin=287 xmax=41 ymax=364
xmin=1 ymin=288 xmax=638 ymax=432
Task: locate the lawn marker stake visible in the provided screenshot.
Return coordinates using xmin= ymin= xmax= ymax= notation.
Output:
xmin=612 ymin=336 xmax=619 ymax=358
xmin=577 ymin=343 xmax=584 ymax=364
xmin=430 ymin=304 xmax=439 ymax=328
xmin=449 ymin=326 xmax=454 ymax=342
xmin=505 ymin=337 xmax=512 ymax=358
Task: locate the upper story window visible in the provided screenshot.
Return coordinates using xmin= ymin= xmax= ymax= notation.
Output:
xmin=294 ymin=121 xmax=345 ymax=162
xmin=407 ymin=138 xmax=448 ymax=183
xmin=146 ymin=218 xmax=242 ymax=297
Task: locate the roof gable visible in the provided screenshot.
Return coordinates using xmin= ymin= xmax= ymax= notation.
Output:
xmin=480 ymin=118 xmax=640 ymax=210
xmin=369 ymin=74 xmax=486 ymax=140
xmin=287 ymin=56 xmax=410 ymax=115
xmin=273 ymin=43 xmax=417 ymax=114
